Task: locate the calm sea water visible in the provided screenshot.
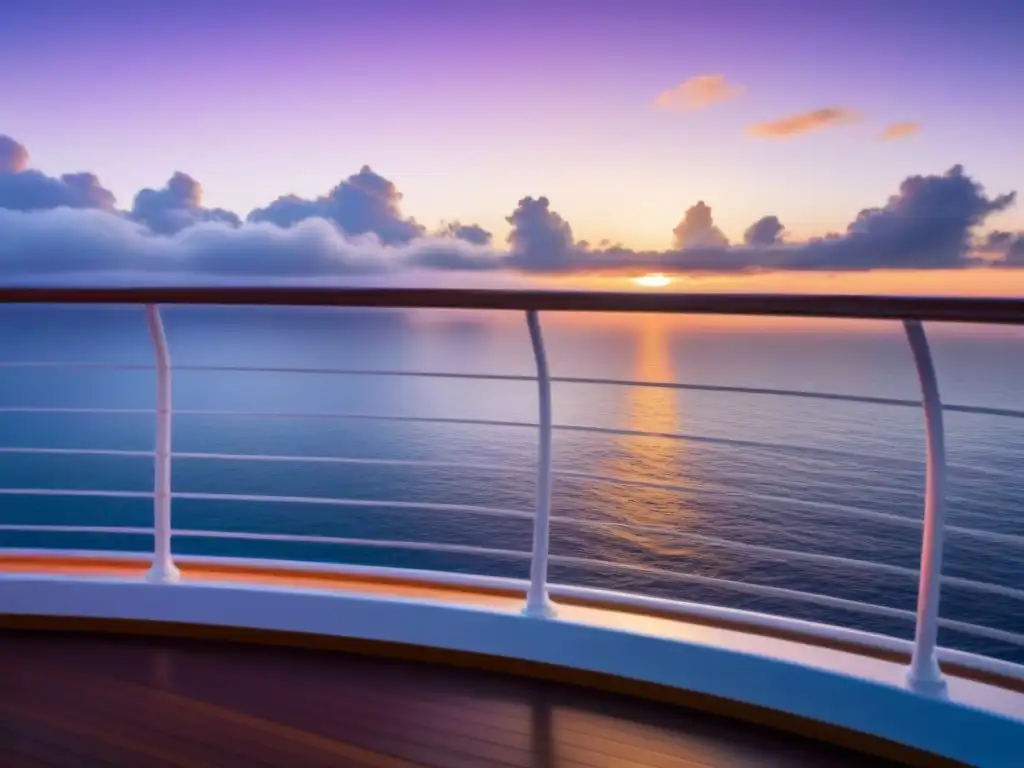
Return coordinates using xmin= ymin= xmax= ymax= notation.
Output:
xmin=0 ymin=304 xmax=1022 ymax=662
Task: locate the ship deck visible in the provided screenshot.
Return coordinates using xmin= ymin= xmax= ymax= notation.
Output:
xmin=0 ymin=631 xmax=904 ymax=768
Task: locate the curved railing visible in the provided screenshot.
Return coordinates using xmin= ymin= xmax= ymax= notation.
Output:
xmin=1 ymin=288 xmax=1023 ymax=702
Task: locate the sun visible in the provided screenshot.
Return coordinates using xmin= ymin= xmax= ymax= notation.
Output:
xmin=632 ymin=273 xmax=672 ymax=288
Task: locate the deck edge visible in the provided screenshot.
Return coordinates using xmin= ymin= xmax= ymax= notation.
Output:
xmin=1 ymin=574 xmax=1021 ymax=766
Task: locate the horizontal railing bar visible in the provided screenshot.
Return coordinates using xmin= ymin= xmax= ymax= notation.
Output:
xmin=564 ymin=521 xmax=1024 ymax=601
xmin=0 ymin=528 xmax=530 ymax=560
xmin=550 ymin=469 xmax=1024 ymax=549
xmin=169 ymin=492 xmax=535 ymax=520
xmin=0 ymin=407 xmax=152 ymax=415
xmin=0 ymin=410 xmax=998 ymax=480
xmin=3 ymin=288 xmax=1024 ymax=324
xmin=5 ymin=547 xmax=1021 ymax=678
xmin=0 ymin=489 xmax=154 ymax=498
xmin=2 ymin=408 xmax=898 ymax=463
xmin=943 ymin=524 xmax=1024 ymax=547
xmin=0 ymin=525 xmax=931 ymax=619
xmin=551 ymin=556 xmax=1012 ymax=634
xmin=168 ymin=411 xmax=930 ymax=465
xmin=0 ymin=408 xmax=1017 ymax=477
xmin=172 ymin=451 xmax=514 ymax=470
xmin=1 ymin=450 xmax=1019 ymax=547
xmin=0 ymin=525 xmax=152 ymax=535
xmin=0 ymin=447 xmax=153 ymax=458
xmin=944 ymin=404 xmax=1024 ymax=419
xmin=172 ymin=530 xmax=532 ymax=560
xmin=729 ymin=488 xmax=1024 ymax=547
xmin=2 ymin=361 xmax=1022 ymax=420
xmin=11 ymin=511 xmax=1018 ymax=599
xmin=575 ymin=378 xmax=912 ymax=404
xmin=0 ymin=407 xmax=902 ymax=465
xmin=546 ymin=582 xmax=1024 ymax=678
xmin=0 ymin=490 xmax=530 ymax=523
xmin=937 ymin=618 xmax=1024 ymax=647
xmin=173 ymin=452 xmax=929 ymax=521
xmin=0 ymin=362 xmax=155 ymax=370
xmin=569 ymin=561 xmax=1024 ymax=643
xmin=546 ymin=554 xmax=1024 ymax=645
xmin=745 ymin=492 xmax=1024 ymax=547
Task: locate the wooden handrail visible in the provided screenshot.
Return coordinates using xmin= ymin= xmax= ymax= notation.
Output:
xmin=0 ymin=287 xmax=1022 ymax=324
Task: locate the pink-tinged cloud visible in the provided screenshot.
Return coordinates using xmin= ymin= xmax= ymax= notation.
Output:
xmin=0 ymin=136 xmax=29 ymax=174
xmin=879 ymin=121 xmax=922 ymax=141
xmin=672 ymin=202 xmax=728 ymax=248
xmin=748 ymin=107 xmax=860 ymax=138
xmin=653 ymin=74 xmax=745 ymax=111
xmin=0 ymin=134 xmax=1020 ymax=282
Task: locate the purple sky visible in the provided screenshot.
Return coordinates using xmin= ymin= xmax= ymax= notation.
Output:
xmin=1 ymin=0 xmax=1022 ymax=290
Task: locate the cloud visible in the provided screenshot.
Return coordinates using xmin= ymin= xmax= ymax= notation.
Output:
xmin=879 ymin=121 xmax=921 ymax=141
xmin=672 ymin=202 xmax=729 ymax=248
xmin=744 ymin=216 xmax=785 ymax=246
xmin=653 ymin=74 xmax=745 ymax=111
xmin=498 ymin=165 xmax=1015 ymax=275
xmin=0 ymin=135 xmax=29 ymax=173
xmin=0 ymin=206 xmax=493 ymax=280
xmin=0 ymin=170 xmax=117 ymax=213
xmin=979 ymin=230 xmax=1024 ymax=266
xmin=749 ymin=107 xmax=860 ymax=138
xmin=0 ymin=136 xmax=117 ymax=212
xmin=130 ymin=172 xmax=241 ymax=235
xmin=0 ymin=134 xmax=1019 ymax=282
xmin=503 ymin=196 xmax=577 ymax=271
xmin=248 ymin=165 xmax=425 ymax=244
xmin=781 ymin=165 xmax=1014 ymax=270
xmin=437 ymin=221 xmax=492 ymax=246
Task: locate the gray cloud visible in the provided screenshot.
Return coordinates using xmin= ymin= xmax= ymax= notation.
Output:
xmin=0 ymin=134 xmax=1020 ymax=281
xmin=672 ymin=201 xmax=729 ymax=249
xmin=495 ymin=165 xmax=1016 ymax=274
xmin=0 ymin=135 xmax=117 ymax=213
xmin=248 ymin=165 xmax=425 ymax=244
xmin=744 ymin=216 xmax=784 ymax=246
xmin=504 ymin=196 xmax=576 ymax=271
xmin=980 ymin=230 xmax=1024 ymax=266
xmin=130 ymin=172 xmax=241 ymax=235
xmin=0 ymin=170 xmax=117 ymax=213
xmin=0 ymin=206 xmax=492 ymax=280
xmin=817 ymin=165 xmax=1016 ymax=269
xmin=438 ymin=221 xmax=493 ymax=246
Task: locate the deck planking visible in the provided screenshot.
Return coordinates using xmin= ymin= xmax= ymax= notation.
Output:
xmin=0 ymin=631 xmax=908 ymax=767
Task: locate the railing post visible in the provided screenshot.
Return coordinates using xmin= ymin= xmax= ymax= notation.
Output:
xmin=903 ymin=319 xmax=947 ymax=695
xmin=145 ymin=304 xmax=180 ymax=584
xmin=523 ymin=309 xmax=555 ymax=618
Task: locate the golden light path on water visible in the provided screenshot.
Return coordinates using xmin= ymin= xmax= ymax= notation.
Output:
xmin=583 ymin=313 xmax=702 ymax=577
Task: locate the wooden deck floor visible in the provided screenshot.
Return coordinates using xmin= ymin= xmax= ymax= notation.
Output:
xmin=0 ymin=631 xmax=902 ymax=767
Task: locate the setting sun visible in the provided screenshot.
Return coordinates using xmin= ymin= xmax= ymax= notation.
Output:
xmin=633 ymin=273 xmax=673 ymax=288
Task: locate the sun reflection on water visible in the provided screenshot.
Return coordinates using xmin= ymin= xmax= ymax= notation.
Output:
xmin=588 ymin=316 xmax=700 ymax=566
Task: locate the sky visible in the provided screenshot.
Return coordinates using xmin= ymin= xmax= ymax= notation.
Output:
xmin=1 ymin=0 xmax=1023 ymax=294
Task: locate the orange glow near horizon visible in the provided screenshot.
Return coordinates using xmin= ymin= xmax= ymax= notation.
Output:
xmin=410 ymin=266 xmax=1024 ymax=340
xmin=541 ymin=267 xmax=1024 ymax=298
xmin=632 ymin=272 xmax=673 ymax=288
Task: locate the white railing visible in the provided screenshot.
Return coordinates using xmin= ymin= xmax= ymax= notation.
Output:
xmin=1 ymin=289 xmax=1023 ymax=696
xmin=146 ymin=303 xmax=179 ymax=584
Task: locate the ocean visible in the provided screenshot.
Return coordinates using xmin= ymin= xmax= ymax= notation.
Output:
xmin=0 ymin=303 xmax=1022 ymax=663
